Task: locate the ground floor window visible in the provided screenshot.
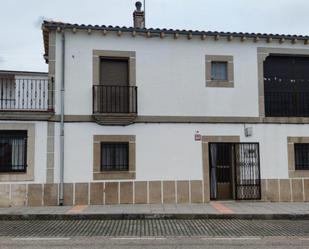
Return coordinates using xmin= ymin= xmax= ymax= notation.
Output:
xmin=93 ymin=135 xmax=136 ymax=180
xmin=0 ymin=130 xmax=27 ymax=173
xmin=101 ymin=142 xmax=129 ymax=171
xmin=294 ymin=143 xmax=309 ymax=170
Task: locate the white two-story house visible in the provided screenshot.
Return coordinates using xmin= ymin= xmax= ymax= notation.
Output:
xmin=0 ymin=2 xmax=309 ymax=206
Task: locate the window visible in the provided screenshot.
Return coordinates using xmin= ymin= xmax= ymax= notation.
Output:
xmin=100 ymin=58 xmax=129 ymax=86
xmin=205 ymin=55 xmax=234 ymax=87
xmin=294 ymin=143 xmax=309 ymax=170
xmin=211 ymin=62 xmax=228 ymax=81
xmin=264 ymin=55 xmax=309 ymax=117
xmin=101 ymin=142 xmax=129 ymax=171
xmin=93 ymin=135 xmax=136 ymax=180
xmin=0 ymin=130 xmax=27 ymax=173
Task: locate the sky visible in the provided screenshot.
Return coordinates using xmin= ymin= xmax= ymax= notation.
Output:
xmin=0 ymin=0 xmax=308 ymax=72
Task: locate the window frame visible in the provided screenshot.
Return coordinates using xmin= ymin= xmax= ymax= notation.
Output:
xmin=294 ymin=143 xmax=309 ymax=170
xmin=287 ymin=137 xmax=309 ymax=178
xmin=0 ymin=124 xmax=34 ymax=182
xmin=205 ymin=55 xmax=234 ymax=88
xmin=93 ymin=135 xmax=136 ymax=180
xmin=93 ymin=50 xmax=136 ymax=87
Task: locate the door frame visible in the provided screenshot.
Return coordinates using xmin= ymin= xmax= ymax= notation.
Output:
xmin=202 ymin=136 xmax=240 ymax=203
xmin=208 ymin=142 xmax=261 ymax=201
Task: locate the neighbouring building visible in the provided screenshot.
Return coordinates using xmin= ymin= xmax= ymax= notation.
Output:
xmin=0 ymin=2 xmax=309 ymax=206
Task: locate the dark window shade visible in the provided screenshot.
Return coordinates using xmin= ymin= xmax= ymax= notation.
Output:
xmin=101 ymin=142 xmax=129 ymax=171
xmin=264 ymin=56 xmax=309 ymax=81
xmin=294 ymin=143 xmax=309 ymax=170
xmin=100 ymin=58 xmax=129 ymax=86
xmin=0 ymin=130 xmax=27 ymax=173
xmin=264 ymin=56 xmax=309 ymax=117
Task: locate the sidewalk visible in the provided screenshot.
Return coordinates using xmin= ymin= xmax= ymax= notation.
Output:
xmin=0 ymin=202 xmax=308 ymax=220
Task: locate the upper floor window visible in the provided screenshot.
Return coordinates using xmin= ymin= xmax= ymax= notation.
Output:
xmin=264 ymin=55 xmax=309 ymax=117
xmin=101 ymin=142 xmax=129 ymax=171
xmin=92 ymin=51 xmax=138 ymax=123
xmin=294 ymin=143 xmax=309 ymax=170
xmin=0 ymin=130 xmax=27 ymax=173
xmin=211 ymin=61 xmax=228 ymax=81
xmin=205 ymin=55 xmax=234 ymax=88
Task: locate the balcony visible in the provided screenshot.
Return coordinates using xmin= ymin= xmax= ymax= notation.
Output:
xmin=0 ymin=77 xmax=54 ymax=115
xmin=93 ymin=85 xmax=137 ymax=125
xmin=264 ymin=77 xmax=309 ymax=117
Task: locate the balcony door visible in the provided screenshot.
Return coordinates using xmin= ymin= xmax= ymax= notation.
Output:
xmin=99 ymin=58 xmax=129 ymax=113
xmin=264 ymin=56 xmax=309 ymax=117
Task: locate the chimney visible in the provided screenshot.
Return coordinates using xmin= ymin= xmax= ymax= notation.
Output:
xmin=133 ymin=1 xmax=145 ymax=29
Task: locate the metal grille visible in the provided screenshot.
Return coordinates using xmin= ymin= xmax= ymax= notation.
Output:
xmin=294 ymin=143 xmax=309 ymax=170
xmin=93 ymin=85 xmax=137 ymax=114
xmin=235 ymin=143 xmax=261 ymax=200
xmin=209 ymin=143 xmax=261 ymax=200
xmin=0 ymin=130 xmax=27 ymax=173
xmin=101 ymin=142 xmax=129 ymax=171
xmin=0 ymin=77 xmax=54 ymax=111
xmin=264 ymin=56 xmax=309 ymax=117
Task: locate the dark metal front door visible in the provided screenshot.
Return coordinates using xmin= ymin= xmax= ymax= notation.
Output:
xmin=209 ymin=143 xmax=261 ymax=200
xmin=209 ymin=143 xmax=233 ymax=200
xmin=234 ymin=143 xmax=261 ymax=200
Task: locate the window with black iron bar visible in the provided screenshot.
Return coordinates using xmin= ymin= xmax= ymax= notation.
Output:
xmin=0 ymin=130 xmax=27 ymax=173
xmin=101 ymin=142 xmax=129 ymax=171
xmin=294 ymin=143 xmax=309 ymax=170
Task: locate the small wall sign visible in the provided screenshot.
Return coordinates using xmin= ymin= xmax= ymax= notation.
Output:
xmin=195 ymin=131 xmax=201 ymax=141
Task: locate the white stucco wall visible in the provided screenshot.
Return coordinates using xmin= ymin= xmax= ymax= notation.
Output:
xmin=47 ymin=30 xmax=309 ymax=184
xmin=51 ymin=122 xmax=309 ymax=183
xmin=53 ymin=31 xmax=308 ymax=117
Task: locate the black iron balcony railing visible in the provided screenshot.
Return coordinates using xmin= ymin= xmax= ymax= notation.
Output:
xmin=264 ymin=77 xmax=309 ymax=117
xmin=0 ymin=78 xmax=54 ymax=111
xmin=93 ymin=85 xmax=137 ymax=114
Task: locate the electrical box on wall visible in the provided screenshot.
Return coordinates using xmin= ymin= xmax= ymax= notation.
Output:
xmin=244 ymin=127 xmax=253 ymax=137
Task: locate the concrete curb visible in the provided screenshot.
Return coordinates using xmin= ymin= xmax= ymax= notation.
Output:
xmin=0 ymin=213 xmax=308 ymax=220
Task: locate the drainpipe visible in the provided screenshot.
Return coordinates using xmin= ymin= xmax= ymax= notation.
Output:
xmin=59 ymin=31 xmax=65 ymax=206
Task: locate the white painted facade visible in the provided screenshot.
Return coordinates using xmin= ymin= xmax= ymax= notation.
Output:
xmin=54 ymin=32 xmax=307 ymax=116
xmin=2 ymin=25 xmax=309 ymax=189
xmin=49 ymin=122 xmax=309 ymax=183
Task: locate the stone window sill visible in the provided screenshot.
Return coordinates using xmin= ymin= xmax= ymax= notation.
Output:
xmin=206 ymin=81 xmax=234 ymax=88
xmin=93 ymin=171 xmax=136 ymax=180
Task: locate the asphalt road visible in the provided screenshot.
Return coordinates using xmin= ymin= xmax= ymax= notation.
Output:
xmin=0 ymin=219 xmax=309 ymax=237
xmin=1 ymin=219 xmax=309 ymax=248
xmin=1 ymin=237 xmax=309 ymax=249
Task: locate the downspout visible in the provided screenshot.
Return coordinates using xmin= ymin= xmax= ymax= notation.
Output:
xmin=59 ymin=31 xmax=65 ymax=206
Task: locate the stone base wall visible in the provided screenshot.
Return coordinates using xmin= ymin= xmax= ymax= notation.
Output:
xmin=0 ymin=179 xmax=308 ymax=207
xmin=0 ymin=180 xmax=204 ymax=207
xmin=261 ymin=179 xmax=309 ymax=202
